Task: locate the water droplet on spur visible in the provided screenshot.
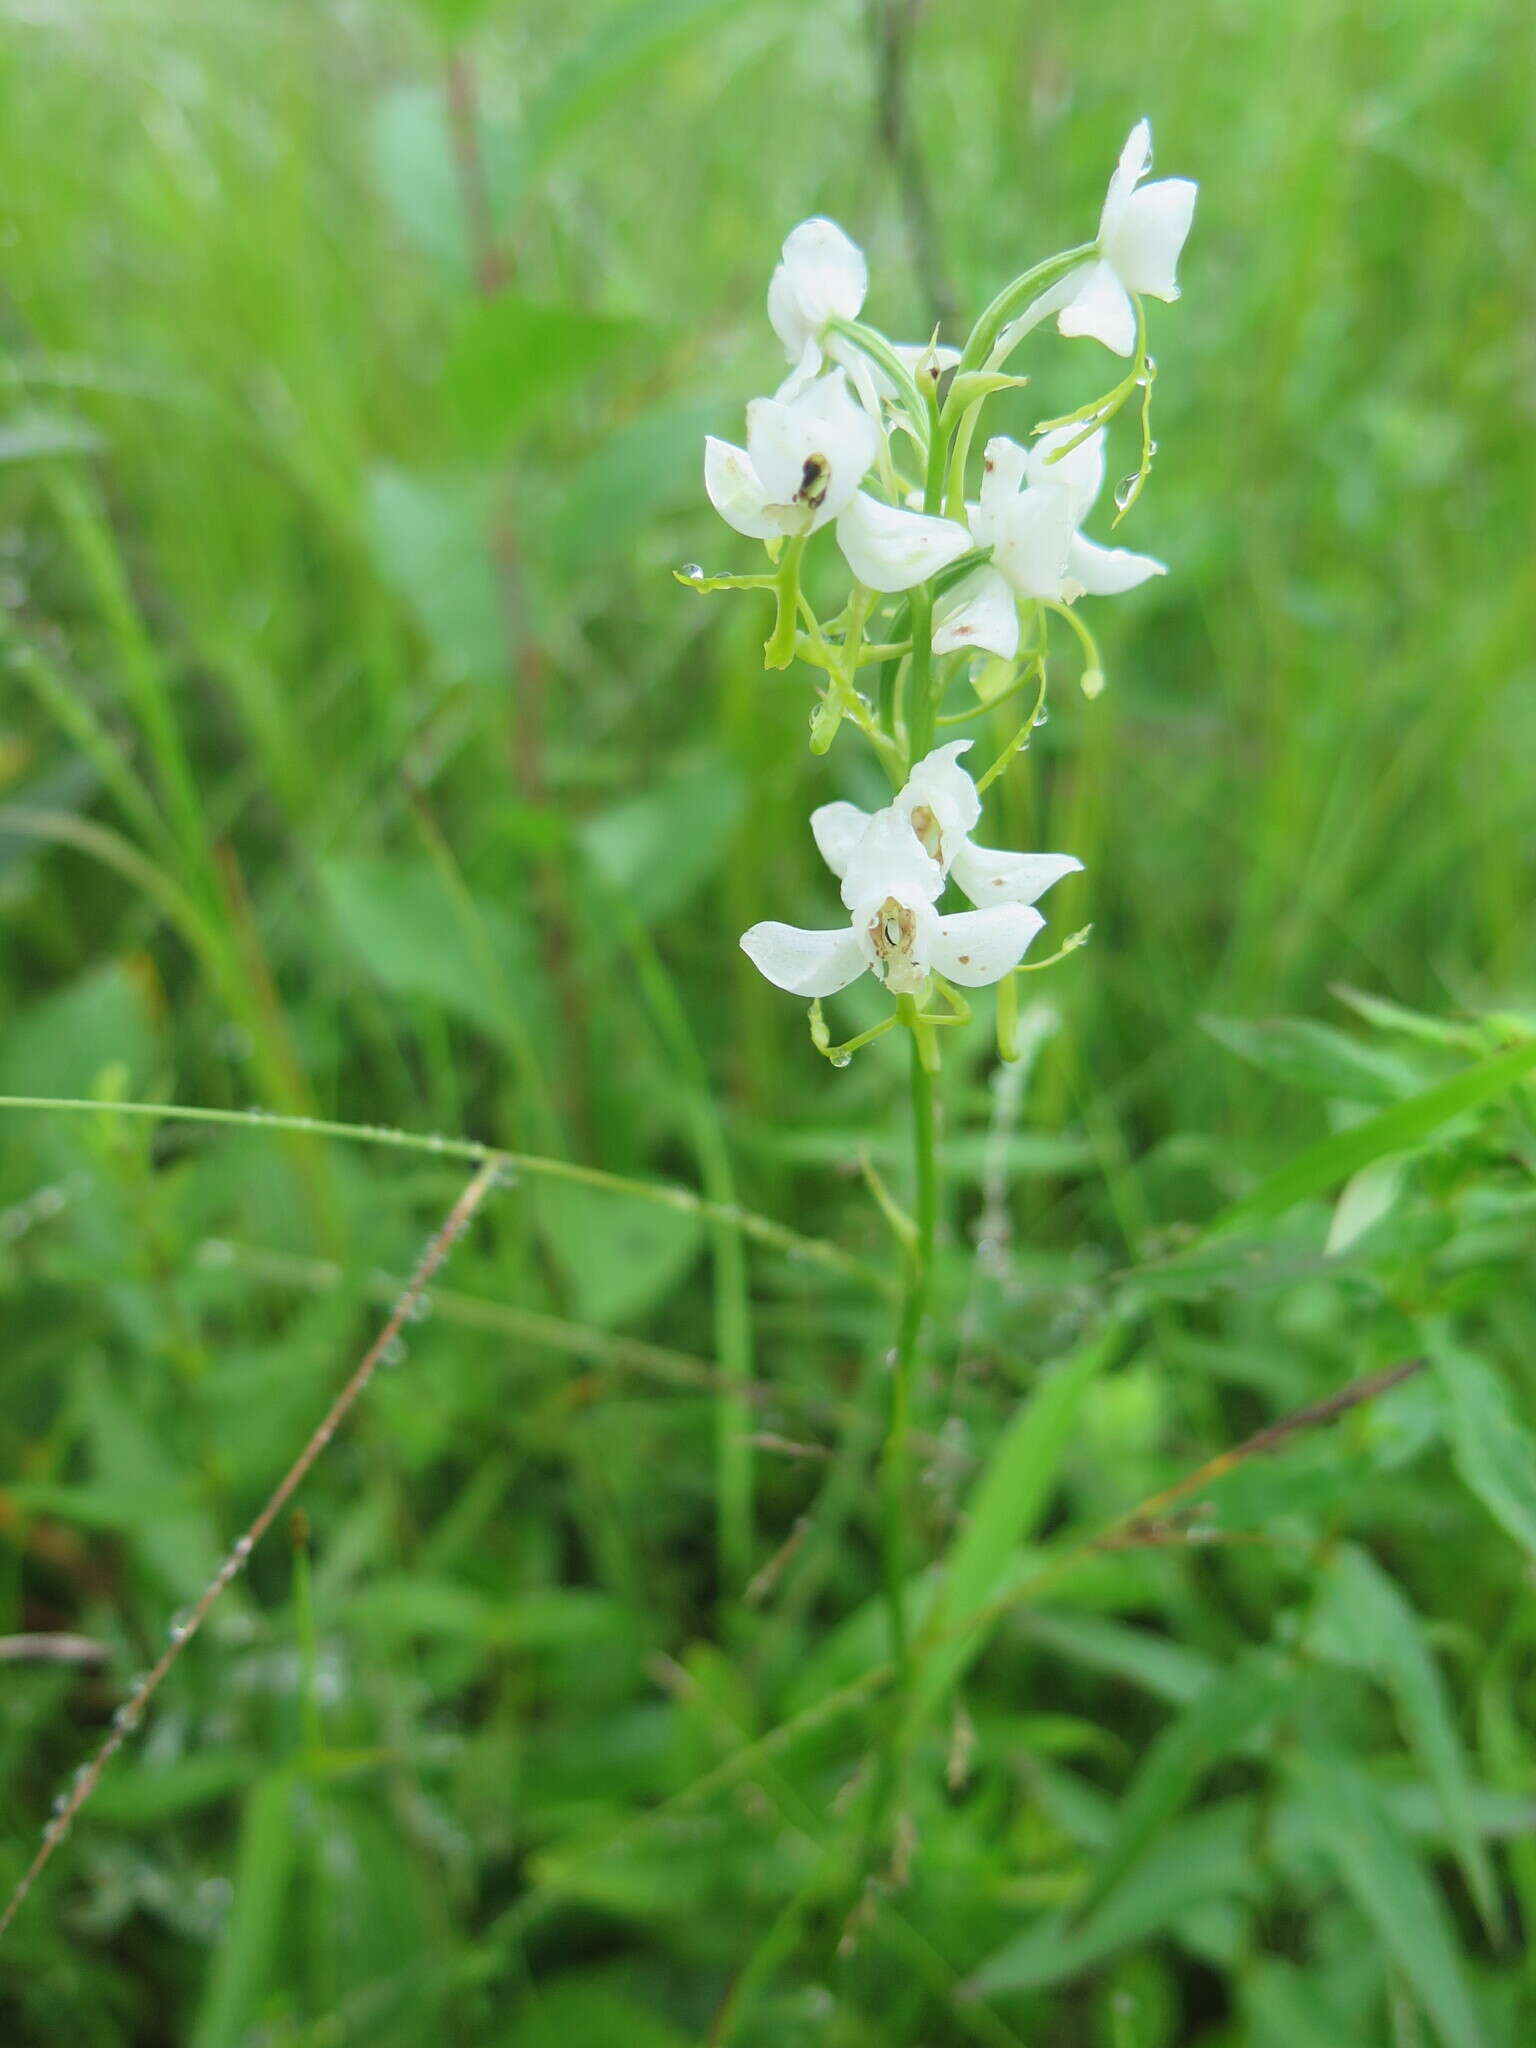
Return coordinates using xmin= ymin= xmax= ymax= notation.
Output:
xmin=829 ymin=1049 xmax=853 ymax=1069
xmin=680 ymin=562 xmax=704 ymax=580
xmin=1113 ymin=473 xmax=1139 ymax=511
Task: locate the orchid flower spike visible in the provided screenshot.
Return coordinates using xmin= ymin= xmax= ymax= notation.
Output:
xmin=934 ymin=427 xmax=1165 ymax=655
xmin=705 ymin=373 xmax=972 ymax=593
xmin=1056 ymin=119 xmax=1197 ymax=358
xmin=741 ymin=803 xmax=1046 ymax=1001
xmin=812 ymin=741 xmax=1083 ymax=911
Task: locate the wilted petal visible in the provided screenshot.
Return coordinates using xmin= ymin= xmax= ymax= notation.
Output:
xmin=1111 ymin=178 xmax=1198 ymax=300
xmin=1067 ymin=531 xmax=1166 ymax=595
xmin=835 ymin=491 xmax=971 ymax=594
xmin=769 ymin=218 xmax=868 ymax=361
xmin=810 ymin=800 xmax=871 ymax=880
xmin=902 ymin=740 xmax=982 ymax=852
xmin=740 ymin=920 xmax=867 ymax=997
xmin=932 ymin=566 xmax=1020 ymax=659
xmin=704 ymin=437 xmax=778 ymax=540
xmin=950 ymin=841 xmax=1083 ymax=908
xmin=927 ymin=903 xmax=1045 ymax=986
xmin=1056 ymin=258 xmax=1138 ymax=357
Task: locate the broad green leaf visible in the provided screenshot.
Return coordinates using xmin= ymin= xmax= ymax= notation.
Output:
xmin=579 ymin=751 xmax=744 ymax=925
xmin=1016 ymin=1611 xmax=1219 ymax=1706
xmin=369 ymin=84 xmax=521 ymax=279
xmin=1290 ymin=1751 xmax=1481 ymax=2048
xmin=1245 ymin=1960 xmax=1367 ymax=2048
xmin=969 ymin=1800 xmax=1258 ymax=1995
xmin=1433 ymin=1335 xmax=1536 ymax=1564
xmin=318 ymin=854 xmax=539 ymax=1041
xmin=1202 ymin=1013 xmax=1419 ymax=1103
xmin=190 ymin=1772 xmax=299 ymax=2048
xmin=443 ymin=295 xmax=642 ymax=449
xmin=1072 ymin=1650 xmax=1295 ymax=1924
xmin=1310 ymin=1543 xmax=1498 ymax=1935
xmin=1325 ymin=1152 xmax=1408 ymax=1255
xmin=1331 ymin=983 xmax=1484 ymax=1051
xmin=346 ymin=1576 xmax=627 ymax=1650
xmin=1204 ymin=1036 xmax=1536 ymax=1240
xmin=365 ymin=465 xmax=504 ymax=681
xmin=912 ymin=1318 xmax=1127 ymax=1724
xmin=1 ymin=961 xmax=157 ymax=1098
xmin=498 ymin=1978 xmax=693 ymax=2048
xmin=536 ymin=1178 xmax=703 ymax=1328
xmin=547 ymin=396 xmax=719 ymax=572
xmin=92 ymin=1749 xmax=265 ymax=1826
xmin=526 ymin=0 xmax=752 ymax=168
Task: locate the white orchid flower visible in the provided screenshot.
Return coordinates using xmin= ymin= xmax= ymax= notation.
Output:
xmin=1056 ymin=119 xmax=1197 ymax=358
xmin=810 ymin=740 xmax=1082 ymax=912
xmin=741 ymin=802 xmax=1046 ymax=1001
xmin=705 ymin=372 xmax=972 ymax=593
xmin=705 ymin=372 xmax=878 ymax=540
xmin=934 ymin=426 xmax=1165 ymax=654
xmin=767 ymin=217 xmax=961 ymax=425
xmin=768 ymin=218 xmax=869 ymax=393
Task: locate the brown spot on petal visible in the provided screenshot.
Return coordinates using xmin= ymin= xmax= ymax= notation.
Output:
xmin=958 ymin=954 xmax=970 ymax=965
xmin=796 ymin=453 xmax=830 ymax=512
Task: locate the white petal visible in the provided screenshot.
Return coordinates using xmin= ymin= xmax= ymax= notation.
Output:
xmin=1098 ymin=119 xmax=1152 ymax=243
xmin=950 ymin=841 xmax=1083 ymax=908
xmin=841 ymin=805 xmax=944 ymax=912
xmin=835 ymin=491 xmax=971 ymax=594
xmin=977 ymin=435 xmax=1030 ymax=527
xmin=1056 ymin=258 xmax=1138 ymax=357
xmin=902 ymin=740 xmax=981 ymax=848
xmin=704 ymin=437 xmax=777 ymax=540
xmin=1111 ymin=178 xmax=1198 ymax=301
xmin=989 ymin=483 xmax=1076 ymax=600
xmin=773 ymin=336 xmax=823 ymax=403
xmin=769 ymin=218 xmax=868 ymax=360
xmin=927 ymin=904 xmax=1045 ymax=986
xmin=1067 ymin=531 xmax=1166 ymax=595
xmin=743 ymin=376 xmax=878 ymax=532
xmin=740 ymin=920 xmax=866 ymax=997
xmin=810 ymin=800 xmax=871 ymax=880
xmin=932 ymin=565 xmax=1020 ymax=659
xmin=991 ymin=272 xmax=1081 ymax=363
xmin=1027 ymin=425 xmax=1106 ymax=524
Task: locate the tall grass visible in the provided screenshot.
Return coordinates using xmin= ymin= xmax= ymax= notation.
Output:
xmin=2 ymin=0 xmax=1534 ymax=2042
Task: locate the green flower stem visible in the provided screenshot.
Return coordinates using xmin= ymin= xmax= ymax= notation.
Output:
xmin=958 ymin=243 xmax=1097 ymax=374
xmin=878 ymin=997 xmax=940 ymax=1688
xmin=763 ymin=537 xmax=807 ymax=670
xmin=904 ymin=591 xmax=936 ymax=765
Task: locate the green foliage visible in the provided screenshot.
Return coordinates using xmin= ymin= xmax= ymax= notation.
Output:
xmin=2 ymin=0 xmax=1534 ymax=2042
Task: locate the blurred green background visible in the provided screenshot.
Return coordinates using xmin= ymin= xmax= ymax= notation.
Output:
xmin=3 ymin=0 xmax=1535 ymax=2042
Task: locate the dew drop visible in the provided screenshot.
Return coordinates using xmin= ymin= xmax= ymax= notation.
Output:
xmin=407 ymin=1292 xmax=434 ymax=1323
xmin=680 ymin=562 xmax=705 ymax=581
xmin=829 ymin=1049 xmax=853 ymax=1069
xmin=167 ymin=1610 xmax=191 ymax=1644
xmin=381 ymin=1336 xmax=408 ymax=1368
xmin=1113 ymin=473 xmax=1139 ymax=512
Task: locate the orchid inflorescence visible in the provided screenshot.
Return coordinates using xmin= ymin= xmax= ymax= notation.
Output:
xmin=684 ymin=119 xmax=1195 ymax=1069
